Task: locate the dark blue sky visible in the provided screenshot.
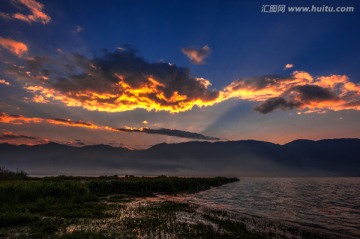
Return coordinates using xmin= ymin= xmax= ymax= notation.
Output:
xmin=3 ymin=0 xmax=359 ymax=84
xmin=0 ymin=0 xmax=360 ymax=147
xmin=45 ymin=0 xmax=360 ymax=84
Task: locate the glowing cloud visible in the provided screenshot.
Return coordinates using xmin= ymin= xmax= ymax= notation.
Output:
xmin=0 ymin=112 xmax=114 ymax=131
xmin=284 ymin=63 xmax=294 ymax=70
xmin=182 ymin=45 xmax=211 ymax=64
xmin=250 ymin=73 xmax=360 ymax=113
xmin=1 ymin=0 xmax=51 ymax=24
xmin=0 ymin=131 xmax=49 ymax=145
xmin=45 ymin=118 xmax=117 ymax=132
xmin=0 ymin=37 xmax=28 ymax=57
xmin=8 ymin=48 xmax=360 ymax=114
xmin=0 ymin=79 xmax=11 ymax=86
xmin=0 ymin=112 xmax=219 ymax=140
xmin=117 ymin=127 xmax=220 ymax=140
xmin=0 ymin=112 xmax=42 ymax=124
xmin=219 ymin=72 xmax=360 ymax=113
xmin=20 ymin=48 xmax=220 ymax=113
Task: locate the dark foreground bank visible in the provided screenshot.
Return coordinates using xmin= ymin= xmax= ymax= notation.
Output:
xmin=0 ymin=168 xmax=240 ymax=238
xmin=0 ymin=169 xmax=339 ymax=239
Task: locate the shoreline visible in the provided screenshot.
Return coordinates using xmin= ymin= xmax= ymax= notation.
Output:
xmin=0 ymin=172 xmax=356 ymax=238
xmin=137 ymin=193 xmax=355 ymax=239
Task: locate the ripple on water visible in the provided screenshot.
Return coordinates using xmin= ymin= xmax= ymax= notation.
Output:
xmin=186 ymin=177 xmax=360 ymax=238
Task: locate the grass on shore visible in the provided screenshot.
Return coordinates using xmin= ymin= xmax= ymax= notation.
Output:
xmin=0 ymin=168 xmax=329 ymax=239
xmin=0 ymin=168 xmax=240 ymax=238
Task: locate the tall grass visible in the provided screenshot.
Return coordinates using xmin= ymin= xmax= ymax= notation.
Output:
xmin=0 ymin=168 xmax=238 ymax=237
xmin=0 ymin=167 xmax=28 ymax=180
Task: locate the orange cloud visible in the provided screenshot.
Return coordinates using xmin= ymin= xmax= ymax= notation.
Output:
xmin=24 ymin=77 xmax=220 ymax=113
xmin=0 ymin=112 xmax=42 ymax=124
xmin=0 ymin=112 xmax=219 ymax=140
xmin=0 ymin=131 xmax=49 ymax=145
xmin=182 ymin=45 xmax=211 ymax=64
xmin=32 ymin=95 xmax=49 ymax=103
xmin=0 ymin=112 xmax=113 ymax=131
xmin=223 ymin=72 xmax=360 ymax=113
xmin=0 ymin=79 xmax=11 ymax=86
xmin=284 ymin=63 xmax=294 ymax=70
xmin=45 ymin=118 xmax=111 ymax=131
xmin=18 ymin=50 xmax=220 ymax=113
xmin=0 ymin=37 xmax=28 ymax=57
xmin=9 ymin=49 xmax=360 ymax=114
xmin=1 ymin=0 xmax=51 ymax=24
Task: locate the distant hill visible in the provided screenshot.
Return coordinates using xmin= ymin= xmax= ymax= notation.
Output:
xmin=1 ymin=139 xmax=359 ymax=176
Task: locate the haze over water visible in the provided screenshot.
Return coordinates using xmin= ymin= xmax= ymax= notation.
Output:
xmin=189 ymin=178 xmax=360 ymax=238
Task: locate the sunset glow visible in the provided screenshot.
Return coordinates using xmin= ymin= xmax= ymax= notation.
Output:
xmin=0 ymin=0 xmax=359 ymax=148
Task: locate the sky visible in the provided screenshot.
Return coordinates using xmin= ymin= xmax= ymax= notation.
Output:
xmin=0 ymin=0 xmax=360 ymax=149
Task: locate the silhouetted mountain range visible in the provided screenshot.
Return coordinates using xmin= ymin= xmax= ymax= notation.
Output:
xmin=1 ymin=138 xmax=359 ymax=176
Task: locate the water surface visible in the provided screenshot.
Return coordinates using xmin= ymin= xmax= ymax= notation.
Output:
xmin=189 ymin=178 xmax=360 ymax=238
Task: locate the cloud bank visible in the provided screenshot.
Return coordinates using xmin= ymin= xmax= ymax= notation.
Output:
xmin=0 ymin=37 xmax=28 ymax=57
xmin=0 ymin=112 xmax=42 ymax=124
xmin=0 ymin=0 xmax=51 ymax=24
xmin=117 ymin=127 xmax=220 ymax=140
xmin=0 ymin=131 xmax=49 ymax=145
xmin=18 ymin=48 xmax=221 ymax=113
xmin=5 ymin=48 xmax=360 ymax=114
xmin=0 ymin=112 xmax=219 ymax=141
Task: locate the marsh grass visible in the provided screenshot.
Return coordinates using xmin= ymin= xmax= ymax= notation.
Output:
xmin=0 ymin=170 xmax=329 ymax=239
xmin=0 ymin=167 xmax=28 ymax=181
xmin=66 ymin=199 xmax=270 ymax=239
xmin=0 ymin=169 xmax=239 ymax=238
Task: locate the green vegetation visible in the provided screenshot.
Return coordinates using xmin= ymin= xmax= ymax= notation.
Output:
xmin=0 ymin=167 xmax=28 ymax=180
xmin=0 ymin=169 xmax=329 ymax=238
xmin=0 ymin=168 xmax=240 ymax=238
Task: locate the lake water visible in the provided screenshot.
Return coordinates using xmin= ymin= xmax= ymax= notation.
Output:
xmin=188 ymin=178 xmax=360 ymax=238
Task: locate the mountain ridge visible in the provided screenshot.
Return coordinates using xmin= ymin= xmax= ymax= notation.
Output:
xmin=1 ymin=138 xmax=359 ymax=176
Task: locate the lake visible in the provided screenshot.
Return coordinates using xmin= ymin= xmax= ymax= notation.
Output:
xmin=186 ymin=178 xmax=360 ymax=238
